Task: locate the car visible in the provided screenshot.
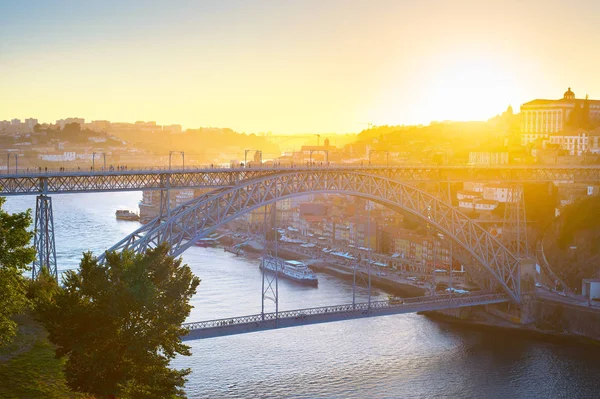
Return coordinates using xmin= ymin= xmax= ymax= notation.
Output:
xmin=535 ymin=283 xmax=542 ymax=288
xmin=558 ymin=291 xmax=567 ymax=297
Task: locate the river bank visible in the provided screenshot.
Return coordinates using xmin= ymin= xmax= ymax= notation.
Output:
xmin=229 ymin=242 xmax=427 ymax=298
xmin=220 ymin=234 xmax=600 ymax=346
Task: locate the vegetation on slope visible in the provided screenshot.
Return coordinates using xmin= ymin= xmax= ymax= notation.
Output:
xmin=543 ymin=195 xmax=600 ymax=290
xmin=0 ymin=314 xmax=92 ymax=399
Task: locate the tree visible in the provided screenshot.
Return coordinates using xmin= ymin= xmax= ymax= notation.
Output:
xmin=0 ymin=197 xmax=36 ymax=347
xmin=38 ymin=243 xmax=200 ymax=398
xmin=62 ymin=122 xmax=81 ymax=133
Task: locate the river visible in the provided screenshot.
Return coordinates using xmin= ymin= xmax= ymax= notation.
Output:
xmin=5 ymin=192 xmax=600 ymax=399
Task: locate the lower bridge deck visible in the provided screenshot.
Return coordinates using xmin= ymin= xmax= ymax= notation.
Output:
xmin=182 ymin=293 xmax=510 ymax=340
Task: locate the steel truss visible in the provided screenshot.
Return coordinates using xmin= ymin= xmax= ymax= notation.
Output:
xmin=102 ymin=170 xmax=523 ymax=301
xmin=502 ymin=185 xmax=529 ymax=256
xmin=261 ymin=204 xmax=279 ymax=320
xmin=3 ymin=165 xmax=600 ymax=196
xmin=32 ymin=195 xmax=57 ymax=280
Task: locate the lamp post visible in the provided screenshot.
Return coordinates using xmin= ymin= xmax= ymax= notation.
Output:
xmin=169 ymin=151 xmax=185 ymax=170
xmin=92 ymin=152 xmax=106 ymax=170
xmin=368 ymin=150 xmax=389 ymax=166
xmin=244 ymin=149 xmax=262 ymax=167
xmin=6 ymin=153 xmax=18 ymax=174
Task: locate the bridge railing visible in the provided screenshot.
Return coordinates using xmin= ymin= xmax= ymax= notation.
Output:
xmin=3 ymin=162 xmax=595 ymax=177
xmin=182 ymin=292 xmax=509 ymax=331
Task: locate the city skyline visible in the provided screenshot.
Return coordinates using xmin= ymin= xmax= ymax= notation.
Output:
xmin=2 ymin=0 xmax=600 ymax=133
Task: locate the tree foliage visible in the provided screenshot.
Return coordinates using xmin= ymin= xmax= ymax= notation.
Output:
xmin=0 ymin=197 xmax=36 ymax=347
xmin=38 ymin=243 xmax=200 ymax=398
xmin=543 ymin=195 xmax=600 ymax=289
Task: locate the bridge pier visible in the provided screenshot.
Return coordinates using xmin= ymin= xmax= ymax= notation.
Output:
xmin=32 ymin=195 xmax=57 ymax=280
xmin=261 ymin=204 xmax=279 ymax=322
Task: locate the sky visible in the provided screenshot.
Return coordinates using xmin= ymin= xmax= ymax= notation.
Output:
xmin=1 ymin=0 xmax=599 ymax=134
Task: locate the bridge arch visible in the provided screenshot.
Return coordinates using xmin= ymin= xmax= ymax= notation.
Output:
xmin=103 ymin=171 xmax=521 ymax=301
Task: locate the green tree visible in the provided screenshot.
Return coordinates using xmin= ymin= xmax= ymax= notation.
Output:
xmin=0 ymin=197 xmax=36 ymax=347
xmin=38 ymin=243 xmax=200 ymax=398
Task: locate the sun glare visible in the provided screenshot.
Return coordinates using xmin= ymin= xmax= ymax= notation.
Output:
xmin=425 ymin=55 xmax=518 ymax=122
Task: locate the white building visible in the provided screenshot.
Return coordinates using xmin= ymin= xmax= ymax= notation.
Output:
xmin=458 ymin=198 xmax=499 ymax=211
xmin=483 ymin=184 xmax=513 ymax=203
xmin=457 ymin=190 xmax=482 ymax=201
xmin=468 ymin=151 xmax=509 ymax=165
xmin=582 ymin=279 xmax=600 ymax=302
xmin=463 ymin=182 xmax=486 ymax=193
xmin=521 ymin=88 xmax=600 ymax=146
xmin=39 ymin=152 xmax=77 ymax=162
xmin=548 ymin=131 xmax=589 ymax=156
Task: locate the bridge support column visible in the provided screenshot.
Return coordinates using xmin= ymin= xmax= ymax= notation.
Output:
xmin=32 ymin=195 xmax=57 ymax=280
xmin=261 ymin=204 xmax=278 ymax=322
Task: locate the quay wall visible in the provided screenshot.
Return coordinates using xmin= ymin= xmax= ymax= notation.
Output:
xmin=425 ymin=296 xmax=600 ymax=344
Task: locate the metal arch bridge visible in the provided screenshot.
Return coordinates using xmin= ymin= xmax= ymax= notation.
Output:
xmin=2 ymin=164 xmax=600 ymax=195
xmin=6 ymin=164 xmax=596 ymax=337
xmin=103 ymin=169 xmax=522 ymax=302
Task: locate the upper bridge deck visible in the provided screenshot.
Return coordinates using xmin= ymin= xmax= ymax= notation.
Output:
xmin=1 ymin=164 xmax=600 ymax=196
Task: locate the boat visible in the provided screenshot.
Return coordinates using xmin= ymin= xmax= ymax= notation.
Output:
xmin=115 ymin=209 xmax=139 ymax=221
xmin=195 ymin=237 xmax=219 ymax=247
xmin=260 ymin=256 xmax=318 ymax=286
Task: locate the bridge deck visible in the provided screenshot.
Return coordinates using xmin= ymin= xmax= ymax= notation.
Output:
xmin=2 ymin=165 xmax=600 ymax=195
xmin=182 ymin=293 xmax=510 ymax=340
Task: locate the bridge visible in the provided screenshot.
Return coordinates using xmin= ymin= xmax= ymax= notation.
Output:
xmin=2 ymin=164 xmax=600 ymax=196
xmin=3 ymin=163 xmax=598 ymax=338
xmin=182 ymin=293 xmax=510 ymax=340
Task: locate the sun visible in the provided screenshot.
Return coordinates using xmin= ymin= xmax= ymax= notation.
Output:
xmin=424 ymin=54 xmax=520 ymax=122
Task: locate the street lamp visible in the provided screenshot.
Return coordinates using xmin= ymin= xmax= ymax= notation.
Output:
xmin=169 ymin=151 xmax=185 ymax=170
xmin=92 ymin=152 xmax=106 ymax=170
xmin=6 ymin=153 xmax=18 ymax=174
xmin=368 ymin=150 xmax=389 ymax=166
xmin=244 ymin=149 xmax=262 ymax=167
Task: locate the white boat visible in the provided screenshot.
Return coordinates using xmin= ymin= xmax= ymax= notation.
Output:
xmin=260 ymin=256 xmax=318 ymax=286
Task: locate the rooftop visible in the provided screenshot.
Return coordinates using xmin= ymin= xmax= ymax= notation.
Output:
xmin=583 ymin=278 xmax=600 ymax=283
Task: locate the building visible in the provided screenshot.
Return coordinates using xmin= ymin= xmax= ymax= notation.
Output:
xmin=87 ymin=120 xmax=112 ymax=132
xmin=38 ymin=151 xmax=77 ymax=162
xmin=24 ymin=118 xmax=38 ymax=132
xmin=163 ymin=124 xmax=183 ymax=134
xmin=56 ymin=117 xmax=85 ymax=130
xmin=482 ymin=184 xmax=512 ymax=203
xmin=521 ymin=88 xmax=600 ymax=146
xmin=458 ymin=198 xmax=499 ymax=212
xmin=582 ymin=279 xmax=600 ymax=302
xmin=468 ymin=151 xmax=509 ymax=165
xmin=547 ymin=131 xmax=589 ymax=156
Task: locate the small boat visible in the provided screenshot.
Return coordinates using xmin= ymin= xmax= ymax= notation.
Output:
xmin=195 ymin=237 xmax=219 ymax=247
xmin=115 ymin=210 xmax=139 ymax=221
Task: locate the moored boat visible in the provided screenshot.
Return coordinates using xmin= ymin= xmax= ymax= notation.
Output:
xmin=260 ymin=255 xmax=318 ymax=286
xmin=115 ymin=209 xmax=139 ymax=221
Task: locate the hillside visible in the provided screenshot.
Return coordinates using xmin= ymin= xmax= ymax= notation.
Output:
xmin=543 ymin=195 xmax=600 ymax=290
xmin=0 ymin=314 xmax=91 ymax=399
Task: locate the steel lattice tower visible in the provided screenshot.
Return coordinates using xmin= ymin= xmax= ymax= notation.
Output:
xmin=32 ymin=195 xmax=57 ymax=280
xmin=502 ymin=185 xmax=529 ymax=257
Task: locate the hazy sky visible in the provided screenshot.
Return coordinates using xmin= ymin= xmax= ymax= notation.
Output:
xmin=1 ymin=0 xmax=599 ymax=133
